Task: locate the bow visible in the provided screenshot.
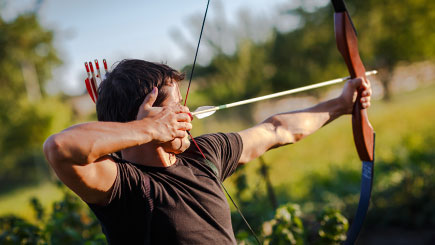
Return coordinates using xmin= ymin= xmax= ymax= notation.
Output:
xmin=331 ymin=0 xmax=375 ymax=244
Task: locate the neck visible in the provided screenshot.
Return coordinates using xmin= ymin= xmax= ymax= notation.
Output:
xmin=121 ymin=143 xmax=176 ymax=167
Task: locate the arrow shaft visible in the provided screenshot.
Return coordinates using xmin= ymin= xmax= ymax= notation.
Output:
xmin=192 ymin=70 xmax=377 ymax=116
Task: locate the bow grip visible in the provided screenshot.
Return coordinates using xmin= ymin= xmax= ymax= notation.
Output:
xmin=334 ymin=11 xmax=374 ymax=162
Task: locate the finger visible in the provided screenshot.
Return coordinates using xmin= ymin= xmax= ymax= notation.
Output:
xmin=177 ymin=122 xmax=192 ymax=131
xmin=364 ymin=78 xmax=371 ymax=88
xmin=174 ymin=105 xmax=191 ymax=114
xmin=348 ymin=77 xmax=363 ymax=90
xmin=360 ymin=77 xmax=369 ymax=89
xmin=361 ymin=78 xmax=371 ymax=92
xmin=360 ymin=97 xmax=371 ymax=104
xmin=168 ymin=104 xmax=186 ymax=114
xmin=362 ymin=101 xmax=371 ymax=109
xmin=142 ymin=87 xmax=158 ymax=109
xmin=176 ymin=113 xmax=192 ymax=122
xmin=174 ymin=130 xmax=187 ymax=139
xmin=362 ymin=89 xmax=372 ymax=97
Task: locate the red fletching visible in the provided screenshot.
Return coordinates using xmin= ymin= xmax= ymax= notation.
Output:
xmin=89 ymin=62 xmax=95 ymax=72
xmin=90 ymin=77 xmax=98 ymax=100
xmin=85 ymin=78 xmax=95 ymax=103
xmin=85 ymin=62 xmax=90 ymax=73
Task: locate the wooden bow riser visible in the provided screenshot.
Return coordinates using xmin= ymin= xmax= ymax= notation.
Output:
xmin=334 ymin=12 xmax=374 ymax=162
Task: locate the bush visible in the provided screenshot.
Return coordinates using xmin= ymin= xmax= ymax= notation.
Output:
xmin=0 ymin=182 xmax=105 ymax=245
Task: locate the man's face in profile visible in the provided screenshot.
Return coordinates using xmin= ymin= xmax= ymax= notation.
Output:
xmin=158 ymin=80 xmax=191 ymax=154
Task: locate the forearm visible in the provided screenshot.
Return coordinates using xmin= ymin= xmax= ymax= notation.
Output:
xmin=239 ymin=97 xmax=347 ymax=163
xmin=266 ymin=97 xmax=346 ymax=145
xmin=44 ymin=120 xmax=155 ymax=166
xmin=239 ymin=78 xmax=371 ymax=164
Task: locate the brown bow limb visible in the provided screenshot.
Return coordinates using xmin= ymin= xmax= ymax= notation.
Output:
xmin=334 ymin=11 xmax=374 ymax=162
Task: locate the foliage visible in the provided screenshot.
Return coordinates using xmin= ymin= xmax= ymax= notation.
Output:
xmin=230 ymin=85 xmax=435 ymax=243
xmin=0 ymin=182 xmax=106 ymax=244
xmin=237 ymin=204 xmax=348 ymax=244
xmin=269 ymin=0 xmax=435 ymax=100
xmin=187 ymin=0 xmax=435 ymax=119
xmin=316 ymin=209 xmax=348 ymax=244
xmin=0 ymin=215 xmax=45 ymax=245
xmin=0 ymin=12 xmax=72 ymax=191
xmin=185 ymin=39 xmax=275 ymax=122
xmin=368 ymin=129 xmax=435 ymax=228
xmin=262 ymin=204 xmax=305 ymax=244
xmin=44 ymin=183 xmax=105 ymax=244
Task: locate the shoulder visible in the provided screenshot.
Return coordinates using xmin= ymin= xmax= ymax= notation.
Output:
xmin=192 ymin=132 xmax=242 ymax=149
xmin=111 ymin=156 xmax=147 ymax=179
xmin=182 ymin=133 xmax=243 ymax=181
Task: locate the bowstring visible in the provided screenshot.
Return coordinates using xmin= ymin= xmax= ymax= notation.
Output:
xmin=183 ymin=0 xmax=261 ymax=244
xmin=183 ymin=0 xmax=210 ymax=107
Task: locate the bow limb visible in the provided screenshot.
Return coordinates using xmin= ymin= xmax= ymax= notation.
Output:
xmin=333 ymin=1 xmax=374 ymax=161
xmin=332 ymin=0 xmax=376 ymax=244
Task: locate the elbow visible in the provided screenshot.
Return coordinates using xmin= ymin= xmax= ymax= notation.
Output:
xmin=264 ymin=115 xmax=305 ymax=145
xmin=43 ymin=134 xmax=67 ymax=167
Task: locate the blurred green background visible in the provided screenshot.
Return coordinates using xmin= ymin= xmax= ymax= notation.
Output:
xmin=0 ymin=0 xmax=434 ymax=244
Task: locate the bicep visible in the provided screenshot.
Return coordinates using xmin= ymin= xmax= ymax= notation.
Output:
xmin=50 ymin=155 xmax=117 ymax=205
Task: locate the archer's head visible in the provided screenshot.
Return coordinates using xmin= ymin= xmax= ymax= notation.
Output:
xmin=96 ymin=59 xmax=185 ymax=123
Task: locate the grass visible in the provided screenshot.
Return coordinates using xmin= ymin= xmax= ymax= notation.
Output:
xmin=0 ymin=181 xmax=62 ymax=222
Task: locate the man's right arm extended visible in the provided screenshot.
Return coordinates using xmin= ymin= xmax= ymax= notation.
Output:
xmin=43 ymin=88 xmax=192 ymax=205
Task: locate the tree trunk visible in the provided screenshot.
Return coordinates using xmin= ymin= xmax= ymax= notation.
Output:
xmin=378 ymin=66 xmax=393 ymax=101
xmin=258 ymin=156 xmax=278 ymax=209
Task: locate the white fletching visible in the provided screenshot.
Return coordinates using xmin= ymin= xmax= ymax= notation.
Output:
xmin=192 ymin=106 xmax=218 ymax=119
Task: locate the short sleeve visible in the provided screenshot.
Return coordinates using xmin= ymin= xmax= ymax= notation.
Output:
xmin=111 ymin=157 xmax=151 ymax=203
xmin=87 ymin=157 xmax=153 ymax=224
xmin=189 ymin=133 xmax=243 ymax=181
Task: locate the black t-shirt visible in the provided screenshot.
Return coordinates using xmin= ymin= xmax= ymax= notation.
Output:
xmin=88 ymin=133 xmax=243 ymax=244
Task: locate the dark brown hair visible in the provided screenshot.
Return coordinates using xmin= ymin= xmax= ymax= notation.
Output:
xmin=96 ymin=59 xmax=185 ymax=122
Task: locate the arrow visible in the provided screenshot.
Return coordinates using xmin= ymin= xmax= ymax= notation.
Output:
xmin=192 ymin=70 xmax=377 ymax=119
xmin=94 ymin=59 xmax=103 ymax=84
xmin=88 ymin=61 xmax=99 ymax=100
xmin=84 ymin=62 xmax=96 ymax=103
xmin=103 ymin=59 xmax=109 ymax=73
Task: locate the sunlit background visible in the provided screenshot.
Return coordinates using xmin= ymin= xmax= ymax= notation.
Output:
xmin=0 ymin=0 xmax=434 ymax=244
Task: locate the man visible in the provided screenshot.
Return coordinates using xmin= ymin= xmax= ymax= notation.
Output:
xmin=43 ymin=59 xmax=372 ymax=244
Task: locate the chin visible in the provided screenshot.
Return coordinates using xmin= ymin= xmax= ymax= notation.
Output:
xmin=161 ymin=138 xmax=191 ymax=154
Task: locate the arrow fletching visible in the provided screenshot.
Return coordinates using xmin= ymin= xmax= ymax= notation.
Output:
xmin=192 ymin=106 xmax=218 ymax=119
xmin=85 ymin=78 xmax=96 ymax=103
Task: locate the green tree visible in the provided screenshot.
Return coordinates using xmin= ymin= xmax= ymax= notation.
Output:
xmin=273 ymin=0 xmax=435 ymax=100
xmin=0 ymin=12 xmax=72 ymax=190
xmin=187 ymin=39 xmax=275 ymax=122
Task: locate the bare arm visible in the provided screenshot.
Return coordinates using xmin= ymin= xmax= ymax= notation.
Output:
xmin=238 ymin=78 xmax=372 ymax=164
xmin=43 ymin=88 xmax=192 ymax=204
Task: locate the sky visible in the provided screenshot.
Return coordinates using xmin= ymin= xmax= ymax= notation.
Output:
xmin=1 ymin=0 xmax=326 ymax=95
